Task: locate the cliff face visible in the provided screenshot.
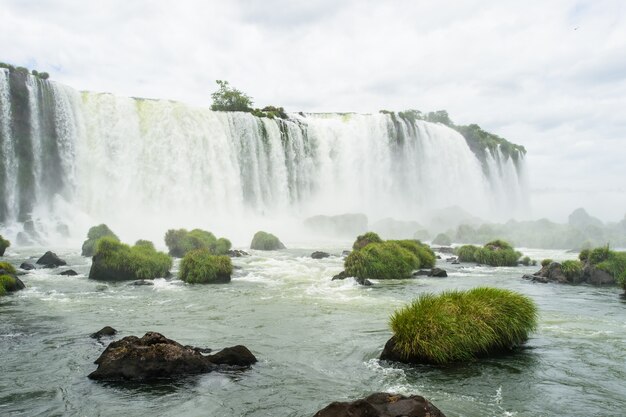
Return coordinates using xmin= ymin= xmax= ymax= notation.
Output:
xmin=0 ymin=69 xmax=528 ymax=243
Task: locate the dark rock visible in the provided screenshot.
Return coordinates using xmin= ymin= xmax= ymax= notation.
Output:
xmin=60 ymin=269 xmax=78 ymax=276
xmin=522 ymin=273 xmax=548 ymax=283
xmin=36 ymin=251 xmax=67 ymax=268
xmin=445 ymin=257 xmax=457 ymax=262
xmin=435 ymin=246 xmax=455 ymax=254
xmin=227 ymin=249 xmax=249 ymax=257
xmin=332 ymin=271 xmax=349 ymax=281
xmin=130 ymin=279 xmax=154 ymax=286
xmin=206 ymin=345 xmax=257 ymax=367
xmin=380 ymin=336 xmax=404 ymax=363
xmin=20 ymin=262 xmax=36 ymax=271
xmin=341 ymin=250 xmax=351 ymax=257
xmin=331 ymin=270 xmax=371 ymax=286
xmin=436 ymin=255 xmax=442 ymax=259
xmin=0 ymin=271 xmax=25 ymax=291
xmin=88 ymin=332 xmax=256 ymax=381
xmin=91 ymin=326 xmax=117 ymax=339
xmin=583 ymin=264 xmax=615 ymax=286
xmin=356 ymin=277 xmax=373 ymax=286
xmin=311 ymin=251 xmax=331 ymax=259
xmin=412 ymin=270 xmax=431 ymax=277
xmin=452 ymin=260 xmax=460 ymax=265
xmin=430 ymin=267 xmax=448 ymax=277
xmin=313 ymin=392 xmax=446 ymax=417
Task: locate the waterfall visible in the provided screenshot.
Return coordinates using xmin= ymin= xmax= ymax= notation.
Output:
xmin=0 ymin=72 xmax=528 ymax=244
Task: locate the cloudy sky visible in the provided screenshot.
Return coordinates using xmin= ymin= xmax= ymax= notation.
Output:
xmin=1 ymin=0 xmax=625 ymax=222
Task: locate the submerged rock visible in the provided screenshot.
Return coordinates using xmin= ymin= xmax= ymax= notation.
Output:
xmin=88 ymin=332 xmax=256 ymax=381
xmin=20 ymin=262 xmax=36 ymax=271
xmin=313 ymin=392 xmax=446 ymax=417
xmin=227 ymin=249 xmax=249 ymax=257
xmin=91 ymin=326 xmax=118 ymax=339
xmin=430 ymin=267 xmax=448 ymax=277
xmin=130 ymin=279 xmax=154 ymax=286
xmin=36 ymin=251 xmax=67 ymax=268
xmin=311 ymin=251 xmax=330 ymax=259
xmin=60 ymin=269 xmax=78 ymax=276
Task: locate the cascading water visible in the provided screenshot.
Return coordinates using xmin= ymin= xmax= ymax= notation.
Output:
xmin=0 ymin=72 xmax=528 ymax=245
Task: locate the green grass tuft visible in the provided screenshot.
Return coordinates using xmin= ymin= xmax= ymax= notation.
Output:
xmin=345 ymin=241 xmax=420 ymax=280
xmin=0 ymin=274 xmax=17 ymax=293
xmin=455 ymin=245 xmax=479 ymax=262
xmin=389 ymin=287 xmax=538 ymax=364
xmin=541 ymin=259 xmax=552 ymax=267
xmin=352 ymin=232 xmax=382 ymax=251
xmin=179 ymin=248 xmax=233 ymax=284
xmin=391 ymin=240 xmax=436 ymax=268
xmin=0 ymin=261 xmax=16 ymax=274
xmin=82 ymin=224 xmax=119 ymax=257
xmin=560 ymin=260 xmax=583 ymax=280
xmin=165 ymin=228 xmax=231 ymax=257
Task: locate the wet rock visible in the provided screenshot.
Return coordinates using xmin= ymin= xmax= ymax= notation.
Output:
xmin=331 ymin=270 xmax=371 ymax=286
xmin=412 ymin=270 xmax=431 ymax=277
xmin=91 ymin=326 xmax=117 ymax=339
xmin=0 ymin=270 xmax=25 ymax=292
xmin=445 ymin=257 xmax=457 ymax=262
xmin=36 ymin=251 xmax=67 ymax=268
xmin=88 ymin=332 xmax=256 ymax=381
xmin=130 ymin=279 xmax=154 ymax=286
xmin=452 ymin=260 xmax=460 ymax=265
xmin=311 ymin=251 xmax=330 ymax=259
xmin=430 ymin=267 xmax=448 ymax=277
xmin=60 ymin=269 xmax=78 ymax=276
xmin=20 ymin=262 xmax=36 ymax=271
xmin=227 ymin=249 xmax=249 ymax=257
xmin=435 ymin=246 xmax=455 ymax=254
xmin=313 ymin=392 xmax=446 ymax=417
xmin=332 ymin=271 xmax=349 ymax=281
xmin=341 ymin=250 xmax=351 ymax=257
xmin=583 ymin=265 xmax=615 ymax=286
xmin=356 ymin=277 xmax=373 ymax=286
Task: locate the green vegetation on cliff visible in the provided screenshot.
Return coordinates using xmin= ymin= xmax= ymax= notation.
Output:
xmin=0 ymin=62 xmax=49 ymax=79
xmin=388 ymin=287 xmax=537 ymax=364
xmin=179 ymin=248 xmax=232 ymax=284
xmin=210 ymin=80 xmax=288 ymax=119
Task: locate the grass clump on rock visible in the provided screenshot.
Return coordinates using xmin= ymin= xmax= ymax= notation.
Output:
xmin=560 ymin=260 xmax=584 ymax=280
xmin=89 ymin=237 xmax=172 ymax=281
xmin=455 ymin=245 xmax=479 ymax=262
xmin=382 ymin=287 xmax=538 ymax=364
xmin=474 ymin=240 xmax=521 ymax=266
xmin=250 ymin=231 xmax=285 ymax=250
xmin=165 ymin=228 xmax=231 ymax=257
xmin=352 ymin=232 xmax=383 ymax=251
xmin=82 ymin=224 xmax=119 ymax=257
xmin=0 ymin=235 xmax=10 ymax=256
xmin=179 ymin=248 xmax=233 ymax=284
xmin=345 ymin=241 xmax=420 ymax=280
xmin=0 ymin=261 xmax=16 ymax=274
xmin=391 ymin=239 xmax=436 ymax=268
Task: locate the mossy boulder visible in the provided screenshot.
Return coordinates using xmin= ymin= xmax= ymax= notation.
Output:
xmin=179 ymin=249 xmax=232 ymax=284
xmin=0 ymin=262 xmax=25 ymax=296
xmin=82 ymin=224 xmax=119 ymax=257
xmin=381 ymin=287 xmax=537 ymax=364
xmin=0 ymin=235 xmax=10 ymax=256
xmin=89 ymin=237 xmax=172 ymax=281
xmin=250 ymin=231 xmax=285 ymax=250
xmin=352 ymin=232 xmax=383 ymax=251
xmin=432 ymin=233 xmax=452 ymax=246
xmin=164 ymin=228 xmax=231 ymax=257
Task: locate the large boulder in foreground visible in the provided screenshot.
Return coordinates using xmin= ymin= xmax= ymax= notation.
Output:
xmin=36 ymin=251 xmax=67 ymax=268
xmin=313 ymin=393 xmax=446 ymax=417
xmin=88 ymin=332 xmax=256 ymax=381
xmin=250 ymin=231 xmax=285 ymax=250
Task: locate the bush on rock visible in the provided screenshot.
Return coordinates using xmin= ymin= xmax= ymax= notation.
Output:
xmin=0 ymin=235 xmax=10 ymax=256
xmin=381 ymin=287 xmax=537 ymax=364
xmin=82 ymin=224 xmax=119 ymax=257
xmin=164 ymin=228 xmax=231 ymax=257
xmin=250 ymin=231 xmax=285 ymax=250
xmin=179 ymin=249 xmax=232 ymax=284
xmin=89 ymin=237 xmax=172 ymax=281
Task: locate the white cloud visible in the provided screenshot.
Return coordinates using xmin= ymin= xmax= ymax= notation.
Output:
xmin=1 ymin=0 xmax=625 ymax=221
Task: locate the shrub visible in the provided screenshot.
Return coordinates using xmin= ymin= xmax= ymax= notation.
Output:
xmin=352 ymin=232 xmax=383 ymax=251
xmin=0 ymin=274 xmax=18 ymax=292
xmin=89 ymin=237 xmax=172 ymax=281
xmin=455 ymin=245 xmax=479 ymax=262
xmin=388 ymin=287 xmax=538 ymax=364
xmin=82 ymin=224 xmax=119 ymax=257
xmin=0 ymin=261 xmax=16 ymax=274
xmin=541 ymin=259 xmax=552 ymax=267
xmin=579 ymin=249 xmax=591 ymax=262
xmin=561 ymin=260 xmax=584 ymax=280
xmin=0 ymin=235 xmax=10 ymax=256
xmin=345 ymin=242 xmax=419 ymax=280
xmin=391 ymin=240 xmax=436 ymax=269
xmin=589 ymin=245 xmax=611 ymax=265
xmin=179 ymin=248 xmax=232 ymax=284
xmin=135 ymin=239 xmax=155 ymax=250
xmin=432 ymin=233 xmax=452 ymax=246
xmin=520 ymin=256 xmax=531 ymax=266
xmin=165 ymin=228 xmax=230 ymax=257
xmin=210 ymin=80 xmax=253 ymax=112
xmin=474 ymin=246 xmax=520 ymax=267
xmin=250 ymin=231 xmax=285 ymax=250
xmin=484 ymin=239 xmax=514 ymax=251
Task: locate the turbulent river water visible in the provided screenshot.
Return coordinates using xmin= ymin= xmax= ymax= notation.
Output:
xmin=1 ymin=243 xmax=624 ymax=417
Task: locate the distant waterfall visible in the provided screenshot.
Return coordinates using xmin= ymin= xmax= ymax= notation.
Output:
xmin=0 ymin=71 xmax=528 ymax=244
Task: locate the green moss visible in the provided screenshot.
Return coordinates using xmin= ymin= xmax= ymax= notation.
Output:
xmin=579 ymin=249 xmax=591 ymax=262
xmin=455 ymin=245 xmax=479 ymax=262
xmin=352 ymin=232 xmax=383 ymax=251
xmin=391 ymin=240 xmax=436 ymax=269
xmin=0 ymin=235 xmax=10 ymax=256
xmin=179 ymin=249 xmax=232 ymax=284
xmin=389 ymin=287 xmax=538 ymax=364
xmin=164 ymin=228 xmax=230 ymax=257
xmin=345 ymin=241 xmax=419 ymax=280
xmin=0 ymin=274 xmax=17 ymax=293
xmin=541 ymin=259 xmax=552 ymax=267
xmin=82 ymin=224 xmax=119 ymax=257
xmin=0 ymin=261 xmax=16 ymax=274
xmin=432 ymin=233 xmax=452 ymax=246
xmin=89 ymin=237 xmax=172 ymax=281
xmin=561 ymin=260 xmax=584 ymax=280
xmin=250 ymin=231 xmax=285 ymax=250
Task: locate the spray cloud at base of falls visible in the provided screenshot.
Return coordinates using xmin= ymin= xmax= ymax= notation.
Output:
xmin=0 ymin=71 xmax=528 ymax=245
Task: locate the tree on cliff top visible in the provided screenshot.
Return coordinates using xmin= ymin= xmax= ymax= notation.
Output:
xmin=210 ymin=80 xmax=253 ymax=112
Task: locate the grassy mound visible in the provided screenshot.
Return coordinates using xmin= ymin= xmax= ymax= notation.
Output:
xmin=0 ymin=261 xmax=16 ymax=274
xmin=250 ymin=231 xmax=285 ymax=250
xmin=352 ymin=232 xmax=383 ymax=251
xmin=0 ymin=235 xmax=10 ymax=256
xmin=391 ymin=240 xmax=436 ymax=269
xmin=387 ymin=287 xmax=538 ymax=364
xmin=454 ymin=240 xmax=521 ymax=266
xmin=432 ymin=233 xmax=452 ymax=246
xmin=82 ymin=224 xmax=119 ymax=257
xmin=583 ymin=245 xmax=626 ymax=290
xmin=179 ymin=249 xmax=232 ymax=284
xmin=345 ymin=242 xmax=420 ymax=280
xmin=89 ymin=237 xmax=172 ymax=281
xmin=455 ymin=245 xmax=479 ymax=262
xmin=165 ymin=228 xmax=231 ymax=257
xmin=0 ymin=274 xmax=18 ymax=293
xmin=560 ymin=260 xmax=583 ymax=280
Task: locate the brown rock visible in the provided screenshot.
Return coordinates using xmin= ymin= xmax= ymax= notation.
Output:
xmin=313 ymin=392 xmax=446 ymax=417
